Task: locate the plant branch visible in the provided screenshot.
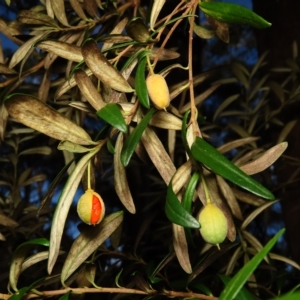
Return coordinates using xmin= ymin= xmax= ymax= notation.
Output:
xmin=0 ymin=287 xmax=219 ymax=300
xmin=188 ymin=1 xmax=202 ymax=138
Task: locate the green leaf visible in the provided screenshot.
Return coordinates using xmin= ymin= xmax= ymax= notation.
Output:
xmin=8 ymin=287 xmax=30 ymax=300
xmin=135 ymin=55 xmax=150 ymax=108
xmin=165 ymin=179 xmax=200 ymax=229
xmin=15 ymin=238 xmax=50 ymax=251
xmin=182 ymin=172 xmax=200 ymax=245
xmin=182 ymin=172 xmax=200 ymax=212
xmin=218 ymin=274 xmax=254 ymax=300
xmin=97 ymin=103 xmax=127 ymax=133
xmin=191 ymin=137 xmax=275 ymax=200
xmin=121 ymin=107 xmax=156 ymax=166
xmin=9 ymin=238 xmax=50 ymax=292
xmin=199 ymin=2 xmax=271 ymax=29
xmin=271 ymin=292 xmax=300 ymax=300
xmin=58 ymin=291 xmax=70 ymax=300
xmin=219 ymin=228 xmax=285 ymax=300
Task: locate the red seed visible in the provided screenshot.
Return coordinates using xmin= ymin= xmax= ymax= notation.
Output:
xmin=90 ymin=194 xmax=102 ymax=225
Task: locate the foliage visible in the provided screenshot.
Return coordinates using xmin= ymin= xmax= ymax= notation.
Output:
xmin=0 ymin=0 xmax=300 ymax=299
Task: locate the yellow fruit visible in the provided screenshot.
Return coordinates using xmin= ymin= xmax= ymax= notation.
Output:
xmin=146 ymin=74 xmax=170 ymax=110
xmin=198 ymin=203 xmax=228 ymax=247
xmin=77 ymin=189 xmax=105 ymax=225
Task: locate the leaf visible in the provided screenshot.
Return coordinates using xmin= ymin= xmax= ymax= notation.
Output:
xmin=74 ymin=69 xmax=106 ymax=111
xmin=270 ymin=293 xmax=300 ymax=300
xmin=0 ymin=102 xmax=9 ymax=141
xmin=97 ymin=103 xmax=127 ymax=133
xmin=150 ymin=0 xmax=166 ymax=30
xmin=182 ymin=172 xmax=200 ymax=245
xmin=193 ymin=23 xmax=215 ymax=39
xmin=219 ymin=229 xmax=285 ymax=300
xmin=277 ymin=120 xmax=297 ymax=144
xmin=17 ymin=9 xmax=55 ymax=26
xmin=191 ymin=137 xmax=275 ymax=200
xmin=81 ymin=40 xmax=133 ymax=93
xmin=241 ymin=200 xmax=278 ymax=230
xmin=59 ymin=292 xmax=70 ymax=300
xmin=55 ymin=68 xmax=93 ymax=99
xmin=8 ymin=287 xmax=30 ymax=300
xmin=21 ymin=251 xmax=62 ymax=273
xmin=9 ymin=33 xmax=46 ymax=69
xmin=199 ymin=2 xmax=271 ymax=29
xmin=240 ymin=142 xmax=288 ymax=175
xmin=51 ymin=0 xmax=69 ymax=26
xmin=0 ymin=213 xmax=18 ymax=227
xmin=213 ymin=94 xmax=240 ymax=121
xmin=18 ymin=146 xmax=52 ymax=156
xmin=216 ymin=175 xmax=243 ymax=220
xmin=5 ymin=94 xmax=96 ymax=145
xmin=135 ymin=55 xmax=150 ymax=108
xmin=121 ymin=107 xmax=156 ymax=166
xmin=48 ymin=143 xmax=104 ymax=274
xmin=205 ymin=15 xmax=229 ymax=43
xmin=37 ymin=40 xmax=83 ymax=62
xmin=182 ymin=172 xmax=199 ymax=212
xmin=149 ymin=111 xmax=182 ymax=130
xmin=9 ymin=238 xmax=49 ymax=292
xmin=57 ymin=141 xmax=91 ymax=153
xmin=141 ymin=126 xmax=176 ymax=184
xmin=114 ymin=133 xmax=136 ymax=213
xmin=172 ymin=224 xmax=192 ymax=274
xmin=61 ymin=211 xmax=124 ymax=283
xmin=218 ymin=274 xmax=255 ymax=300
xmin=70 ymin=0 xmax=87 ymax=20
xmin=179 ymin=84 xmax=220 ymax=113
xmin=165 ymin=179 xmax=200 ymax=229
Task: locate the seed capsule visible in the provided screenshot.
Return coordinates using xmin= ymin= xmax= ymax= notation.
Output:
xmin=146 ymin=74 xmax=170 ymax=110
xmin=77 ymin=189 xmax=105 ymax=225
xmin=198 ymin=203 xmax=228 ymax=248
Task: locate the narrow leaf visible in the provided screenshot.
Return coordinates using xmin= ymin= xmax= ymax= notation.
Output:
xmin=218 ymin=274 xmax=255 ymax=300
xmin=5 ymin=94 xmax=96 ymax=145
xmin=37 ymin=40 xmax=83 ymax=62
xmin=219 ymin=229 xmax=285 ymax=300
xmin=9 ymin=239 xmax=49 ymax=292
xmin=150 ymin=0 xmax=166 ymax=30
xmin=114 ymin=133 xmax=136 ymax=213
xmin=271 ymin=293 xmax=300 ymax=300
xmin=97 ymin=103 xmax=127 ymax=133
xmin=81 ymin=40 xmax=133 ymax=93
xmin=172 ymin=224 xmax=192 ymax=274
xmin=165 ymin=180 xmax=200 ymax=229
xmin=74 ymin=69 xmax=106 ymax=111
xmin=240 ymin=142 xmax=288 ymax=175
xmin=141 ymin=126 xmax=176 ymax=184
xmin=135 ymin=55 xmax=150 ymax=108
xmin=182 ymin=172 xmax=199 ymax=212
xmin=199 ymin=2 xmax=271 ymax=29
xmin=191 ymin=137 xmax=275 ymax=200
xmin=121 ymin=107 xmax=155 ymax=166
xmin=48 ymin=143 xmax=104 ymax=274
xmin=51 ymin=0 xmax=69 ymax=26
xmin=61 ymin=211 xmax=123 ymax=283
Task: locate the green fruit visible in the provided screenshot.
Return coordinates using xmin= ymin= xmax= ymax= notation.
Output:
xmin=198 ymin=203 xmax=228 ymax=247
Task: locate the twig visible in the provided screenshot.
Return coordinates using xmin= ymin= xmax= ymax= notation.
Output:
xmin=0 ymin=287 xmax=219 ymax=300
